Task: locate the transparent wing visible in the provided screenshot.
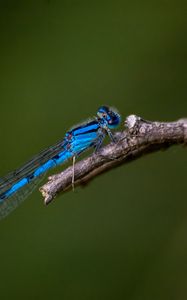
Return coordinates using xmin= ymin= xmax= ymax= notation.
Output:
xmin=0 ymin=175 xmax=44 ymax=219
xmin=0 ymin=138 xmax=67 ymax=195
xmin=0 ymin=139 xmax=68 ymax=219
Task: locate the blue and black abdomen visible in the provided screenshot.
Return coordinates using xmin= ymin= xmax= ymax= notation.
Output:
xmin=0 ymin=106 xmax=121 ymax=219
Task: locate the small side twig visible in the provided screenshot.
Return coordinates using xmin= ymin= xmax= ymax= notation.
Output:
xmin=39 ymin=115 xmax=187 ymax=205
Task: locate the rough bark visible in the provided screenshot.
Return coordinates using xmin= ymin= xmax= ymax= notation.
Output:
xmin=40 ymin=115 xmax=187 ymax=205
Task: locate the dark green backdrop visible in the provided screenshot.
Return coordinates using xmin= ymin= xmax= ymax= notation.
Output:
xmin=0 ymin=1 xmax=187 ymax=299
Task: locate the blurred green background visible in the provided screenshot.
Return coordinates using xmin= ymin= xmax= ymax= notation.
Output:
xmin=0 ymin=1 xmax=187 ymax=299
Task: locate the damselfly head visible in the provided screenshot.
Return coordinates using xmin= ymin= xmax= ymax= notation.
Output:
xmin=97 ymin=106 xmax=121 ymax=129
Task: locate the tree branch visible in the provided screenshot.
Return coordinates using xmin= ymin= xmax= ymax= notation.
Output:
xmin=39 ymin=115 xmax=187 ymax=205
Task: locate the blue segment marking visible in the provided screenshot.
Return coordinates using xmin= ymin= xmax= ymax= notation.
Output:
xmin=33 ymin=159 xmax=56 ymax=177
xmin=3 ymin=178 xmax=29 ymax=199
